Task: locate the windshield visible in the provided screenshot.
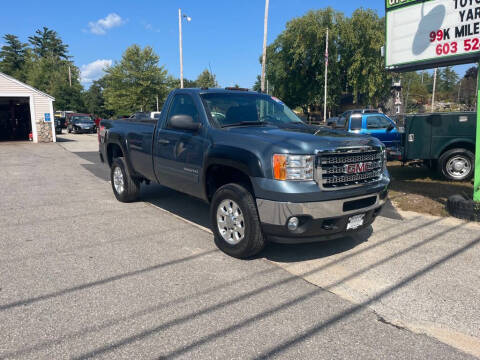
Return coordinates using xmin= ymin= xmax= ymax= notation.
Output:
xmin=72 ymin=116 xmax=93 ymax=123
xmin=201 ymin=93 xmax=304 ymax=127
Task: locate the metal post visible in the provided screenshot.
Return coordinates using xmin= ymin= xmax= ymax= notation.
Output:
xmin=431 ymin=67 xmax=437 ymax=112
xmin=261 ymin=0 xmax=270 ymax=93
xmin=178 ymin=8 xmax=184 ymax=89
xmin=474 ymin=62 xmax=480 ymax=202
xmin=324 ymin=28 xmax=329 ymax=123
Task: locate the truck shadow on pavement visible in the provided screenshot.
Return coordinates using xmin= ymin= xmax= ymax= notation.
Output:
xmin=141 ymin=183 xmax=372 ymax=262
xmin=72 ymin=151 xmax=399 ymax=261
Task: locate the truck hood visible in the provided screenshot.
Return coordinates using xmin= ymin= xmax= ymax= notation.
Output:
xmin=218 ymin=124 xmax=382 ymax=153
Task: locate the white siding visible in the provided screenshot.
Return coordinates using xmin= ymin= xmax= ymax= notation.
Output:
xmin=0 ymin=75 xmax=32 ymax=93
xmin=0 ymin=74 xmax=55 ymax=142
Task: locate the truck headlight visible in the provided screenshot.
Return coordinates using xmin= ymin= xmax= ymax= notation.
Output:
xmin=273 ymin=154 xmax=314 ymax=181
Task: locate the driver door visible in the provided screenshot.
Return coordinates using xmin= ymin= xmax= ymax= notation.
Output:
xmin=153 ymin=94 xmax=207 ymax=197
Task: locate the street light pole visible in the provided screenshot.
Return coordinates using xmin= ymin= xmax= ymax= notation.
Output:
xmin=323 ymin=28 xmax=329 ymax=123
xmin=178 ymin=8 xmax=184 ymax=89
xmin=261 ymin=0 xmax=270 ymax=93
xmin=178 ymin=9 xmax=191 ymax=89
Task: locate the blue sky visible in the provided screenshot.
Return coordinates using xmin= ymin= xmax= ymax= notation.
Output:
xmin=0 ymin=0 xmax=472 ymax=89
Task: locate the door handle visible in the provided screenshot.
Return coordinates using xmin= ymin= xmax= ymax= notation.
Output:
xmin=158 ymin=139 xmax=170 ymax=145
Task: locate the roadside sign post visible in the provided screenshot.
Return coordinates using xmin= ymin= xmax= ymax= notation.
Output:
xmin=475 ymin=62 xmax=480 ymax=202
xmin=385 ymin=0 xmax=480 ymax=204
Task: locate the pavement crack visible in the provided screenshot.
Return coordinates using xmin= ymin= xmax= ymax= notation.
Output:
xmin=375 ymin=313 xmax=406 ymax=331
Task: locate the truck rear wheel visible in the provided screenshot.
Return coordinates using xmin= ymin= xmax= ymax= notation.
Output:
xmin=439 ymin=148 xmax=474 ymax=181
xmin=111 ymin=157 xmax=140 ymax=202
xmin=210 ymin=183 xmax=265 ymax=258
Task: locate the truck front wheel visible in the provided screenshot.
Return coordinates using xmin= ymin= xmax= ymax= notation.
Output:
xmin=111 ymin=157 xmax=140 ymax=202
xmin=439 ymin=148 xmax=474 ymax=181
xmin=210 ymin=183 xmax=265 ymax=258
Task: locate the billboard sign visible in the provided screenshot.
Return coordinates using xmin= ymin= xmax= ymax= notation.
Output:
xmin=386 ymin=0 xmax=480 ymax=71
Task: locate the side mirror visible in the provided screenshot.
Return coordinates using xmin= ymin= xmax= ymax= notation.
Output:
xmin=386 ymin=123 xmax=395 ymax=132
xmin=169 ymin=115 xmax=201 ymax=131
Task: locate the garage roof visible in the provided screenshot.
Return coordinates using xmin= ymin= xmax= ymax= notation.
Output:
xmin=0 ymin=72 xmax=55 ymax=100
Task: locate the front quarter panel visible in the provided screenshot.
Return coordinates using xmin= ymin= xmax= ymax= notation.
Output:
xmin=204 ymin=144 xmax=265 ymax=178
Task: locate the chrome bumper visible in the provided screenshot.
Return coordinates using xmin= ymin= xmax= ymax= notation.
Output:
xmin=256 ymin=192 xmax=387 ymax=226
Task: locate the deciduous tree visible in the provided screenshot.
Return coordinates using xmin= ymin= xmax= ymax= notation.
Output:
xmin=103 ymin=45 xmax=169 ymax=115
xmin=195 ymin=69 xmax=218 ymax=88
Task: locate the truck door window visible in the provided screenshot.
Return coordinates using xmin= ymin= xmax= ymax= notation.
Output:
xmin=166 ymin=94 xmax=200 ymax=129
xmin=366 ymin=116 xmax=380 ymax=129
xmin=379 ymin=116 xmax=393 ymax=129
xmin=350 ymin=116 xmax=362 ymax=131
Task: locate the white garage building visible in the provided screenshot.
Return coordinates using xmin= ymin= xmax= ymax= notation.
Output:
xmin=0 ymin=72 xmax=56 ymax=143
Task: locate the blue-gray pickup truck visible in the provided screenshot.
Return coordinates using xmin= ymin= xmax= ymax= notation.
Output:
xmin=99 ymin=88 xmax=390 ymax=258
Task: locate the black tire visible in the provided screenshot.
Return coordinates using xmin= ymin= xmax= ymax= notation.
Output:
xmin=447 ymin=194 xmax=480 ymax=221
xmin=67 ymin=127 xmax=71 ymax=134
xmin=110 ymin=157 xmax=140 ymax=202
xmin=210 ymin=183 xmax=265 ymax=258
xmin=438 ymin=148 xmax=474 ymax=181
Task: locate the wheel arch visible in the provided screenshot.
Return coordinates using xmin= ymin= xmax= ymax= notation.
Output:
xmin=203 ymin=145 xmax=264 ymax=201
xmin=436 ymin=140 xmax=475 ymax=159
xmin=204 ymin=163 xmax=255 ymax=202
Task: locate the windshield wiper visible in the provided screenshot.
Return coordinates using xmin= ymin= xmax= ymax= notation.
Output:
xmin=221 ymin=121 xmax=268 ymax=128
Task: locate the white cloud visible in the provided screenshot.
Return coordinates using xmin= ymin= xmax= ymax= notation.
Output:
xmin=88 ymin=13 xmax=125 ymax=35
xmin=80 ymin=59 xmax=112 ymax=84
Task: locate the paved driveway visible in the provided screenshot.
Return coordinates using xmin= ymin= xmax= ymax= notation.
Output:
xmin=0 ymin=137 xmax=479 ymax=359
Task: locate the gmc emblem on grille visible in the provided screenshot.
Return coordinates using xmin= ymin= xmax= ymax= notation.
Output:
xmin=344 ymin=162 xmax=372 ymax=174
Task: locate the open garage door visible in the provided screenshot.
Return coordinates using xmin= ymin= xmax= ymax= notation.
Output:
xmin=0 ymin=97 xmax=32 ymax=141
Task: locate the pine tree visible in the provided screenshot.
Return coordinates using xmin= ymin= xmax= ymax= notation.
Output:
xmin=0 ymin=34 xmax=28 ymax=80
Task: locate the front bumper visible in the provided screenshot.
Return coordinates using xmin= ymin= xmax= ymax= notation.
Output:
xmin=256 ymin=189 xmax=388 ymax=243
xmin=73 ymin=126 xmax=94 ymax=133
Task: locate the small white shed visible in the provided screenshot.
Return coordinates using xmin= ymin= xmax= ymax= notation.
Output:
xmin=0 ymin=72 xmax=56 ymax=143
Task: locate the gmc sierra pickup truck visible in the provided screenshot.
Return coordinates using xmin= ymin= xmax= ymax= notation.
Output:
xmin=99 ymin=88 xmax=389 ymax=258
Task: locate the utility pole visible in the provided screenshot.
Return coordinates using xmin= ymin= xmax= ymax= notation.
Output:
xmin=68 ymin=65 xmax=72 ymax=87
xmin=457 ymin=79 xmax=462 ymax=104
xmin=261 ymin=0 xmax=270 ymax=93
xmin=405 ymin=79 xmax=411 ymax=114
xmin=431 ymin=68 xmax=437 ymax=112
xmin=178 ymin=9 xmax=184 ymax=88
xmin=474 ymin=62 xmax=480 ymax=201
xmin=156 ymin=95 xmax=159 ymax=112
xmin=324 ymin=28 xmax=329 ymax=123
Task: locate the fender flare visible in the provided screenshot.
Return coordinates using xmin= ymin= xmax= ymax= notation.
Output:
xmin=106 ymin=135 xmax=136 ymax=177
xmin=435 ymin=139 xmax=475 ymax=159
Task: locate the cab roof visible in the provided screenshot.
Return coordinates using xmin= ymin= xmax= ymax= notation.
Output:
xmin=174 ymin=87 xmax=259 ymax=96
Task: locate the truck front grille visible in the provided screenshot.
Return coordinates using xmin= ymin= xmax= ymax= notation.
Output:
xmin=316 ymin=147 xmax=384 ymax=190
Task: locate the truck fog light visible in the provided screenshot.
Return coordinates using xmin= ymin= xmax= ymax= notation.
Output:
xmin=287 ymin=217 xmax=299 ymax=231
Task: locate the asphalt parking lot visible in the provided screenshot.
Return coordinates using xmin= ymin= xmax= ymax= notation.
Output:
xmin=0 ymin=134 xmax=479 ymax=359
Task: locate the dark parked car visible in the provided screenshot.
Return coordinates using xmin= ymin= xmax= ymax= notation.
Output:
xmin=54 ymin=115 xmax=63 ymax=134
xmin=99 ymin=88 xmax=389 ymax=258
xmin=326 ymin=116 xmax=339 ymax=126
xmin=67 ymin=115 xmax=96 ymax=134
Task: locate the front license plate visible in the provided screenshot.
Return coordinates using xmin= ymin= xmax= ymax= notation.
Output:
xmin=346 ymin=214 xmax=365 ymax=230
